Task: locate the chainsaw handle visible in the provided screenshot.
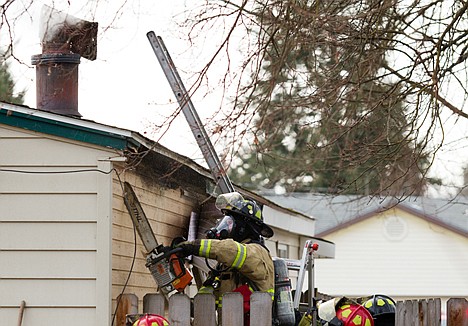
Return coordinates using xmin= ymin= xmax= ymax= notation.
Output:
xmin=146 ymin=246 xmax=184 ymax=265
xmin=166 ymin=246 xmax=184 ymax=256
xmin=160 ymin=246 xmax=184 ymax=260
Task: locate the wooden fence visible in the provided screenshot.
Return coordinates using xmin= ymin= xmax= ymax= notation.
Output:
xmin=395 ymin=298 xmax=468 ymax=326
xmin=115 ymin=293 xmax=468 ymax=326
xmin=115 ymin=292 xmax=272 ymax=326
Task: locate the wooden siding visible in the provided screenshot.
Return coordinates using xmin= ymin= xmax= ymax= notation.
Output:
xmin=0 ymin=125 xmax=114 ymax=325
xmin=111 ymin=170 xmax=203 ymax=314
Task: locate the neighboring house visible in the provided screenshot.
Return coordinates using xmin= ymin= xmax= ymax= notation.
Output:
xmin=263 ymin=192 xmax=468 ymax=319
xmin=0 ymin=101 xmax=318 ymax=325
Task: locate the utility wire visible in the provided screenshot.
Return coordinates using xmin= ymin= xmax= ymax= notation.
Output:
xmin=2 ymin=166 xmax=139 ymax=324
xmin=0 ymin=168 xmax=114 ymax=174
xmin=111 ymin=171 xmax=138 ymax=326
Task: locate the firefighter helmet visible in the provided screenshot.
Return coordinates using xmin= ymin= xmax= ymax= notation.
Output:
xmin=336 ymin=303 xmax=374 ymax=326
xmin=363 ymin=295 xmax=396 ymax=326
xmin=215 ymin=192 xmax=274 ymax=238
xmin=132 ymin=314 xmax=169 ymax=326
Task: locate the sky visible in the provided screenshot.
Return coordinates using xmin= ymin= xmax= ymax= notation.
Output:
xmin=2 ymin=0 xmax=468 ymax=197
xmin=3 ymin=0 xmax=226 ymax=166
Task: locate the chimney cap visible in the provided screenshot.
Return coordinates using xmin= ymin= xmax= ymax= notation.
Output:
xmin=40 ymin=5 xmax=98 ymax=60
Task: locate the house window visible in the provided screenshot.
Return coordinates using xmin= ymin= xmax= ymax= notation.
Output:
xmin=277 ymin=243 xmax=289 ymax=258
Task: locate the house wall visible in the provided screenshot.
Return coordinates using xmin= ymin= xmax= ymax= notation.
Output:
xmin=0 ymin=125 xmax=115 ymax=325
xmin=265 ymin=228 xmax=301 ymax=260
xmin=0 ymin=118 xmax=318 ymax=324
xmin=314 ymin=207 xmax=468 ymax=301
xmin=110 ymin=167 xmax=206 ymax=313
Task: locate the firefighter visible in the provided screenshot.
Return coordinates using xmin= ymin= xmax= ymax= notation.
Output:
xmin=132 ymin=313 xmax=169 ymax=326
xmin=317 ymin=297 xmax=375 ymax=326
xmin=363 ymin=294 xmax=396 ymax=326
xmin=175 ymin=192 xmax=275 ymax=324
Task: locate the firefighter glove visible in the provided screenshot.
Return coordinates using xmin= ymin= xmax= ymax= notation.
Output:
xmin=171 ymin=236 xmax=187 ymax=248
xmin=175 ymin=240 xmax=201 ymax=257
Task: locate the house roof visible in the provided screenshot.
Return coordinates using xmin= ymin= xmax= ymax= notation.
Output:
xmin=0 ymin=102 xmax=215 ymax=180
xmin=0 ymin=102 xmax=313 ymax=225
xmin=0 ymin=103 xmax=136 ymax=150
xmin=261 ymin=192 xmax=468 ymax=238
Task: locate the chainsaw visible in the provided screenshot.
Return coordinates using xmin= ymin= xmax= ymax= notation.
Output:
xmin=123 ymin=181 xmax=193 ymax=299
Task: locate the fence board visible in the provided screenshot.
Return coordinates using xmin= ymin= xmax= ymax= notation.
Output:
xmin=194 ymin=293 xmax=216 ymax=326
xmin=169 ymin=293 xmax=191 ymax=326
xmin=222 ymin=292 xmax=244 ymax=326
xmin=429 ymin=298 xmax=441 ymax=326
xmin=143 ymin=293 xmax=165 ymax=315
xmin=115 ymin=293 xmax=138 ymax=326
xmin=420 ymin=300 xmax=427 ymax=326
xmin=405 ymin=300 xmax=415 ymax=325
xmin=447 ymin=298 xmax=468 ymax=326
xmin=411 ymin=300 xmax=420 ymax=325
xmin=396 ymin=300 xmax=405 ymax=326
xmin=396 ymin=300 xmax=419 ymax=326
xmin=250 ymin=292 xmax=272 ymax=326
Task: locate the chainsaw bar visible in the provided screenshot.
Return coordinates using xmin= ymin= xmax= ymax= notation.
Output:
xmin=123 ymin=182 xmax=159 ymax=253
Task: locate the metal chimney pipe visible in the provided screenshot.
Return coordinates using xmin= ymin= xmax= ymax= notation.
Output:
xmin=31 ymin=43 xmax=81 ymax=118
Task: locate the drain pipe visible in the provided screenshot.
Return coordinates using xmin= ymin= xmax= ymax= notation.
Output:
xmin=17 ymin=300 xmax=26 ymax=326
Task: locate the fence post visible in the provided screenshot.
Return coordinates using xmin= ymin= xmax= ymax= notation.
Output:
xmin=143 ymin=293 xmax=165 ymax=316
xmin=115 ymin=293 xmax=138 ymax=326
xmin=222 ymin=292 xmax=244 ymax=326
xmin=447 ymin=298 xmax=468 ymax=326
xmin=194 ymin=293 xmax=216 ymax=326
xmin=169 ymin=293 xmax=191 ymax=326
xmin=250 ymin=292 xmax=272 ymax=326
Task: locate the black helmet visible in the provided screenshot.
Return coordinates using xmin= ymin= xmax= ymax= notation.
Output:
xmin=363 ymin=294 xmax=396 ymax=326
xmin=214 ymin=192 xmax=274 ymax=239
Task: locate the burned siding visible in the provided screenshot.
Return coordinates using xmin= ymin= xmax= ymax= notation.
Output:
xmin=127 ymin=146 xmax=208 ymax=195
xmin=111 ymin=148 xmax=212 ymax=314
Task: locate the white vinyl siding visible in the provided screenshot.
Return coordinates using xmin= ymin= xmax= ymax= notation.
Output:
xmin=315 ymin=207 xmax=468 ymax=298
xmin=266 ymin=228 xmax=300 ymax=260
xmin=0 ymin=125 xmax=114 ymax=325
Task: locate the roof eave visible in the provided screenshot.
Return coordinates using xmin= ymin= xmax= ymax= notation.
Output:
xmin=316 ymin=202 xmax=468 ymax=238
xmin=0 ymin=102 xmax=311 ymax=225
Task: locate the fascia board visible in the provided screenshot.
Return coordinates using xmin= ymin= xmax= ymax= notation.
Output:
xmin=263 ymin=205 xmax=315 ymax=237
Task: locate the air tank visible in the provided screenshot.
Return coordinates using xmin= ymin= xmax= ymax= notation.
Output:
xmin=273 ymin=257 xmax=296 ymax=325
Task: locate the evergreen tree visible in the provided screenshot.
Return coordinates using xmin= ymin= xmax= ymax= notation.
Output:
xmin=0 ymin=57 xmax=24 ymax=105
xmin=228 ymin=0 xmax=432 ymax=196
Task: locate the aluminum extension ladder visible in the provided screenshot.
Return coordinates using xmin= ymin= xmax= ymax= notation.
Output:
xmin=147 ymin=33 xmax=320 ymax=322
xmin=284 ymin=240 xmax=319 ymax=319
xmin=147 ymin=31 xmax=234 ymax=195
